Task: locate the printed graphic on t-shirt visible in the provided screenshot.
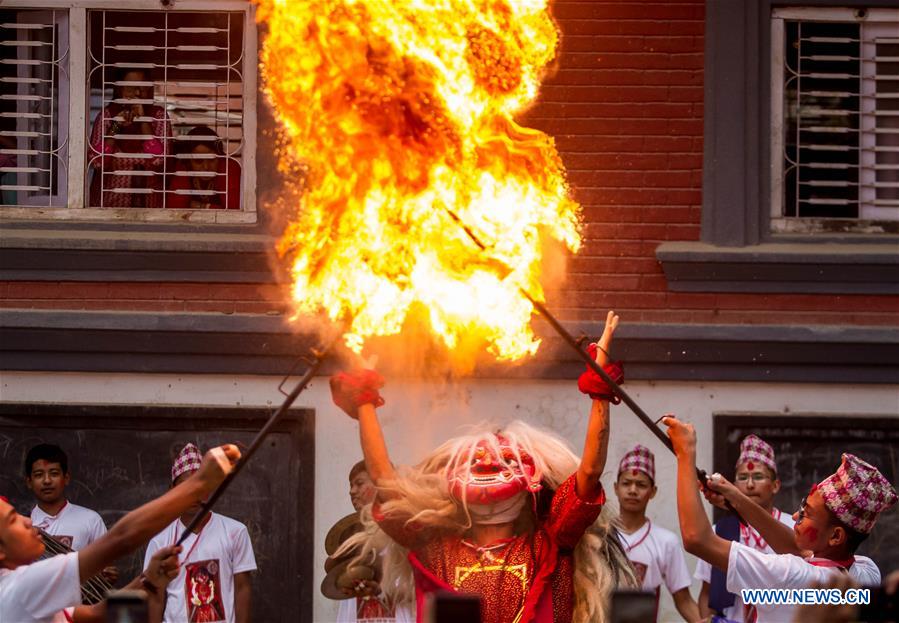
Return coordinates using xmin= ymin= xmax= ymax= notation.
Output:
xmin=185 ymin=559 xmax=226 ymax=623
xmin=54 ymin=535 xmax=74 ymax=549
xmin=631 ymin=561 xmax=647 ymax=586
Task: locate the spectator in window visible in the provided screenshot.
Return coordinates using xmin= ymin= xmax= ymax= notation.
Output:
xmin=88 ymin=68 xmax=172 ymax=208
xmin=167 ymin=126 xmax=241 ymax=211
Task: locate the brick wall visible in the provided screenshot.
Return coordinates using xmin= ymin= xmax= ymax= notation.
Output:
xmin=533 ymin=0 xmax=899 ymax=327
xmin=3 ymin=0 xmax=897 ymax=326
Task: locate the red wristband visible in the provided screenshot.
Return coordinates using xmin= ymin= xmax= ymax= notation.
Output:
xmin=577 ymin=344 xmax=624 ymax=404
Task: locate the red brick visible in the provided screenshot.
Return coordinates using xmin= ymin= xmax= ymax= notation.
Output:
xmin=538 ymin=86 xmax=668 ymax=104
xmin=642 ymin=36 xmax=698 ymax=53
xmin=642 ymin=170 xmax=695 ymax=188
xmin=561 ymin=20 xmax=672 ymax=37
xmin=550 ymin=69 xmax=648 ymax=87
xmin=640 ymin=70 xmax=703 ymax=86
xmin=667 ymin=119 xmax=703 ymax=136
xmin=561 ymin=35 xmax=646 ymax=53
xmin=566 ymin=52 xmax=701 ymax=71
xmin=7 ymin=282 xmax=110 ymax=300
xmin=639 ymin=136 xmax=696 ymax=152
xmin=568 ymin=256 xmax=661 ymax=274
xmin=577 ymin=188 xmax=701 ymax=206
xmin=639 ymin=274 xmax=669 ymax=291
xmin=667 ymin=20 xmax=704 ymax=36
xmin=554 ymin=3 xmax=704 ymax=21
xmin=667 ymin=86 xmax=704 ymax=102
xmin=580 ymin=205 xmax=701 ymax=224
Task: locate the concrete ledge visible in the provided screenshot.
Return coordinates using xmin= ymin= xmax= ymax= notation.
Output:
xmin=656 ymin=241 xmax=899 ymax=294
xmin=2 ymin=309 xmax=896 ymax=383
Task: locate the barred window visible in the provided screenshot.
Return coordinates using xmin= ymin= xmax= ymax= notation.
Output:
xmin=0 ymin=1 xmax=256 ymax=224
xmin=0 ymin=9 xmax=68 ymax=208
xmin=771 ymin=8 xmax=899 ymax=234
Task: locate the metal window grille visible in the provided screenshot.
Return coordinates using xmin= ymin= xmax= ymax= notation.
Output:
xmin=0 ymin=9 xmax=68 ymax=207
xmin=86 ymin=10 xmax=244 ymax=210
xmin=772 ymin=9 xmax=899 ymax=231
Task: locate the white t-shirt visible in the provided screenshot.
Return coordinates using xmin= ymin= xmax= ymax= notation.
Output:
xmin=144 ymin=513 xmax=257 ymax=623
xmin=617 ymin=520 xmax=692 ymax=595
xmin=726 ymin=541 xmax=881 ymax=623
xmin=694 ymin=508 xmax=795 ymax=622
xmin=0 ymin=552 xmax=80 ymax=623
xmin=31 ymin=501 xmax=107 ymax=551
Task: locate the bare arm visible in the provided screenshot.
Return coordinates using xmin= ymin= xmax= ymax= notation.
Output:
xmin=576 ymin=311 xmax=618 ymax=499
xmin=234 ymin=571 xmax=252 ymax=623
xmin=77 ymin=445 xmax=239 ymax=583
xmin=698 ymin=581 xmax=712 ymax=620
xmin=663 ymin=416 xmax=732 ymax=572
xmin=705 ymin=477 xmax=802 ymax=556
xmin=357 ymin=404 xmax=396 ymax=487
xmin=672 ymin=587 xmax=701 ymax=623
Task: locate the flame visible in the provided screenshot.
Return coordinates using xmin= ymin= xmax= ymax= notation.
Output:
xmin=259 ymin=0 xmax=581 ymax=362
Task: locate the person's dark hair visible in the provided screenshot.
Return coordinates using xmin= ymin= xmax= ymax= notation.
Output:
xmin=349 ymin=460 xmax=368 ymax=482
xmin=177 ymin=125 xmax=225 ymax=156
xmin=826 ymin=509 xmax=869 ymax=553
xmin=24 ymin=444 xmax=68 ymax=477
xmin=109 ymin=67 xmax=149 ymax=100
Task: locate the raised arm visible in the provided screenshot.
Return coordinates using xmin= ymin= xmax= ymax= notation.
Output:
xmin=330 ymin=370 xmax=396 ymax=488
xmin=662 ymin=416 xmax=732 ymax=572
xmin=704 ymin=475 xmax=803 ymax=556
xmin=357 ymin=403 xmax=396 ymax=485
xmin=77 ymin=445 xmax=239 ymax=583
xmin=576 ymin=310 xmax=618 ymax=500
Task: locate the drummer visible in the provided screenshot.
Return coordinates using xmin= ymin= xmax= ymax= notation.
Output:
xmin=325 ymin=461 xmax=412 ymax=623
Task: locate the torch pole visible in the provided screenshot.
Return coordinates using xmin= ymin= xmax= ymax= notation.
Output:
xmin=445 ymin=210 xmax=716 ymax=487
xmin=177 ymin=337 xmax=337 ymax=545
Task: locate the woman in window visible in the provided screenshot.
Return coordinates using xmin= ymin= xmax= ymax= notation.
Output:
xmin=167 ymin=126 xmax=241 ymax=211
xmin=88 ymin=68 xmax=172 ymax=208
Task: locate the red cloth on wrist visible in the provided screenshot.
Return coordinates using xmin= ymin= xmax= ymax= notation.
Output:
xmin=577 ymin=344 xmax=624 ymax=404
xmin=330 ymin=369 xmax=386 ymax=418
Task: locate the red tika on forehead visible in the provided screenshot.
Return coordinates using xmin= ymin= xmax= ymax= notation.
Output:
xmin=747 ymin=461 xmax=755 ymax=471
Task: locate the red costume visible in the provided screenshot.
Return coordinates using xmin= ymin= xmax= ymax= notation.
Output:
xmin=374 ymin=473 xmax=605 ymax=623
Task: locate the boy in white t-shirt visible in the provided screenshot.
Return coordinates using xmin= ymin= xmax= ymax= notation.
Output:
xmin=613 ymin=444 xmax=700 ymax=623
xmin=663 ymin=416 xmax=896 ymax=623
xmin=25 ymin=443 xmax=118 ymax=587
xmin=693 ymin=434 xmax=795 ymax=623
xmin=0 ymin=444 xmax=241 ymax=623
xmin=26 ymin=444 xmax=107 ymax=551
xmin=145 ymin=443 xmax=257 ymax=623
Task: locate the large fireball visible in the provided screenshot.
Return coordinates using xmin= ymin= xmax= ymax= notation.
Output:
xmin=259 ymin=0 xmax=581 ymax=361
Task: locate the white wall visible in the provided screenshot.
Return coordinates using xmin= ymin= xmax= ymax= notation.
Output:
xmin=2 ymin=371 xmax=897 ymax=622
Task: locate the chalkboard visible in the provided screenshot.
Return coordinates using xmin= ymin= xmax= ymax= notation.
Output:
xmin=713 ymin=414 xmax=899 ymax=575
xmin=0 ymin=403 xmax=315 ymax=623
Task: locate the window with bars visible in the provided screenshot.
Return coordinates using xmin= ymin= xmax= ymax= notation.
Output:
xmin=0 ymin=10 xmax=68 ymax=208
xmin=0 ymin=2 xmax=256 ymax=223
xmin=771 ymin=8 xmax=899 ymax=233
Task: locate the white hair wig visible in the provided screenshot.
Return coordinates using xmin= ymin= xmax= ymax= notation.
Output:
xmin=336 ymin=420 xmax=637 ymax=621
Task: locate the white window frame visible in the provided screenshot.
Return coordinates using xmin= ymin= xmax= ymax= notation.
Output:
xmin=0 ymin=0 xmax=257 ymax=224
xmin=770 ymin=7 xmax=899 ymax=235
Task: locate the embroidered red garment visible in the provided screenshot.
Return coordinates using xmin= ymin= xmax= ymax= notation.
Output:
xmin=375 ymin=473 xmax=605 ymax=623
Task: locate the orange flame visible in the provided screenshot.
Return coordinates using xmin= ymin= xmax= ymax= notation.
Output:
xmin=259 ymin=0 xmax=581 ymax=361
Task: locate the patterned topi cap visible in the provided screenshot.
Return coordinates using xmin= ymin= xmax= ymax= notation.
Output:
xmin=618 ymin=444 xmax=655 ymax=482
xmin=172 ymin=442 xmax=203 ymax=483
xmin=816 ymin=453 xmax=898 ymax=535
xmin=736 ymin=434 xmax=777 ymax=475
